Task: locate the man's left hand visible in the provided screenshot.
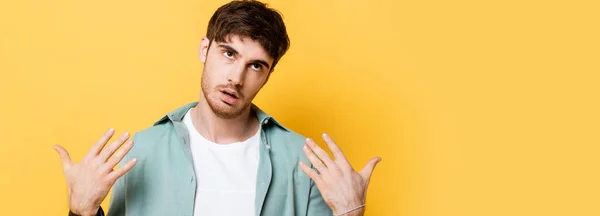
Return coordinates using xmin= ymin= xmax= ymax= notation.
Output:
xmin=299 ymin=133 xmax=381 ymax=216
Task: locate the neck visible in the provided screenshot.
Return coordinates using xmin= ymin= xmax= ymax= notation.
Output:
xmin=191 ymin=97 xmax=259 ymax=144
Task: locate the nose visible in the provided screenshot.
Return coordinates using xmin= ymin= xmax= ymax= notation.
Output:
xmin=227 ymin=62 xmax=245 ymax=86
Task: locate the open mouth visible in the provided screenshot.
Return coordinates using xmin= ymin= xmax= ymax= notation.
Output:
xmin=221 ymin=90 xmax=238 ymax=99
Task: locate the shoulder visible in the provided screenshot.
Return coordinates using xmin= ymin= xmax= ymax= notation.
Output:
xmin=266 ymin=122 xmax=310 ymax=162
xmin=266 ymin=119 xmax=306 ymax=147
xmin=284 ymin=129 xmax=307 ymax=148
xmin=133 ymin=123 xmax=173 ymax=142
xmin=127 ymin=121 xmax=175 ymax=159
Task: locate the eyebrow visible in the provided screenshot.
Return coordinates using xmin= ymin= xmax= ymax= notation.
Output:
xmin=217 ymin=44 xmax=239 ymax=56
xmin=217 ymin=44 xmax=272 ymax=70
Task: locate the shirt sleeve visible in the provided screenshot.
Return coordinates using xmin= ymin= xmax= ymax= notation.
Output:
xmin=105 ymin=136 xmax=134 ymax=216
xmin=105 ymin=171 xmax=127 ymax=216
xmin=305 ymin=170 xmax=333 ymax=215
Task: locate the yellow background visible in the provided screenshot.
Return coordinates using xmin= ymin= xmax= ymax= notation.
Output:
xmin=1 ymin=0 xmax=599 ymax=215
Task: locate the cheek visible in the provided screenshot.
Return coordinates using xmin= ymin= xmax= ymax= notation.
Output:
xmin=203 ymin=59 xmax=226 ymax=82
xmin=243 ymin=73 xmax=268 ymax=96
xmin=201 ymin=66 xmax=222 ymax=92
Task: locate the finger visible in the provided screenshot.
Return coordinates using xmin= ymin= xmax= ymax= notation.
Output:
xmin=104 ymin=139 xmax=134 ymax=170
xmin=98 ymin=132 xmax=130 ymax=162
xmin=299 ymin=161 xmax=325 ymax=187
xmin=53 ymin=145 xmax=74 ymax=170
xmin=359 ymin=157 xmax=382 ymax=182
xmin=84 ymin=128 xmax=115 ymax=161
xmin=305 ymin=138 xmax=337 ymax=169
xmin=302 ymin=144 xmax=329 ymax=175
xmin=322 ymin=133 xmax=349 ymax=163
xmin=108 ymin=158 xmax=137 ymax=181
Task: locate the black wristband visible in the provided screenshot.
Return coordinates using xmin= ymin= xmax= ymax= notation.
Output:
xmin=68 ymin=207 xmax=104 ymax=216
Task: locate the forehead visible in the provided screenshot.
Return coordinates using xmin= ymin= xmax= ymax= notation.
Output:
xmin=212 ymin=35 xmax=273 ymax=63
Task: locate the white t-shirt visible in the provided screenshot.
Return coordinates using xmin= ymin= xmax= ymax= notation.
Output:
xmin=183 ymin=109 xmax=260 ymax=216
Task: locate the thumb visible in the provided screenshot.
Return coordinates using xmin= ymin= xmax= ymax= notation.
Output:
xmin=53 ymin=145 xmax=73 ymax=170
xmin=359 ymin=157 xmax=382 ymax=182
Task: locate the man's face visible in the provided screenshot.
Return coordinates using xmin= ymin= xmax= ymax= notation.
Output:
xmin=199 ymin=35 xmax=273 ymax=119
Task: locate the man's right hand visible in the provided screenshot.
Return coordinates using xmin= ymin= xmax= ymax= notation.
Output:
xmin=54 ymin=128 xmax=137 ymax=216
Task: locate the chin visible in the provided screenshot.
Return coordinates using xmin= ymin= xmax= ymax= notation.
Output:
xmin=208 ymin=98 xmax=247 ymax=119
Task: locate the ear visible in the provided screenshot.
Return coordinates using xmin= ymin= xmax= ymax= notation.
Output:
xmin=199 ymin=36 xmax=210 ymax=63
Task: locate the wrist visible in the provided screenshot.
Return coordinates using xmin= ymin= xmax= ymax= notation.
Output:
xmin=333 ymin=204 xmax=365 ymax=216
xmin=345 ymin=208 xmax=365 ymax=216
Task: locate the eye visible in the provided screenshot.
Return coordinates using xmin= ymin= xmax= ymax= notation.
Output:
xmin=223 ymin=51 xmax=234 ymax=59
xmin=250 ymin=63 xmax=262 ymax=71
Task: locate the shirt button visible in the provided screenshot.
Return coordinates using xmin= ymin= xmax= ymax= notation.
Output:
xmin=264 ymin=119 xmax=269 ymax=124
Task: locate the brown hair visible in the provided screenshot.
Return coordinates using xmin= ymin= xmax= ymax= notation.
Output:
xmin=206 ymin=0 xmax=290 ymax=71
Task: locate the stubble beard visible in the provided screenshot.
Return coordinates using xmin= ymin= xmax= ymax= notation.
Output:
xmin=201 ymin=75 xmax=249 ymax=119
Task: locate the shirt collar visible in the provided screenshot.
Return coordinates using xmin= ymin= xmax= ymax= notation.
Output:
xmin=153 ymin=101 xmax=289 ymax=132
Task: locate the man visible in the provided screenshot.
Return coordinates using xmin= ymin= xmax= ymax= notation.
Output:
xmin=54 ymin=1 xmax=381 ymax=215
